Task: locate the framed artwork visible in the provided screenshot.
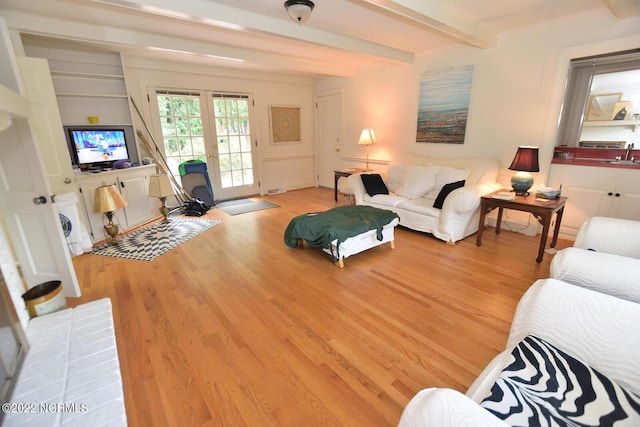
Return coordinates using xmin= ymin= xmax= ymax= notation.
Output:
xmin=269 ymin=105 xmax=301 ymax=144
xmin=612 ymin=101 xmax=632 ymax=120
xmin=585 ymin=93 xmax=622 ymax=121
xmin=416 ymin=65 xmax=473 ymax=144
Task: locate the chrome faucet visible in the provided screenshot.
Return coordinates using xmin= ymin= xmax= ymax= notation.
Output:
xmin=625 ymin=142 xmax=635 ymax=161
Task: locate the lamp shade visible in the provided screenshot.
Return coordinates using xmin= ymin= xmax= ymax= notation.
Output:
xmin=94 ymin=184 xmax=127 ymax=213
xmin=148 ymin=174 xmax=174 ymax=198
xmin=508 ymin=146 xmax=540 ymax=172
xmin=358 ymin=128 xmax=376 ymax=146
xmin=284 ymin=0 xmax=314 ymax=23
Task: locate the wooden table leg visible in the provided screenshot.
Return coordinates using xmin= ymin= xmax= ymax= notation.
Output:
xmin=334 ymin=174 xmax=340 ymax=201
xmin=536 ymin=213 xmax=552 ymax=263
xmin=476 ymin=205 xmax=487 ymax=246
xmin=495 ymin=207 xmax=504 ymax=235
xmin=550 ymin=206 xmax=564 ymax=248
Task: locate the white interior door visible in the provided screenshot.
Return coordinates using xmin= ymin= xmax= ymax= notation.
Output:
xmin=315 ymin=92 xmax=342 ymax=189
xmin=0 ymin=118 xmax=81 ymax=297
xmin=17 ymin=57 xmax=78 ymax=196
xmin=0 ymin=19 xmax=80 ymax=298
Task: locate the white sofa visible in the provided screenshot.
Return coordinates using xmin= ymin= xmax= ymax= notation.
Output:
xmin=347 ymin=157 xmax=501 ymax=244
xmin=550 ymin=216 xmax=640 ymax=303
xmin=398 ymin=278 xmax=640 ymax=426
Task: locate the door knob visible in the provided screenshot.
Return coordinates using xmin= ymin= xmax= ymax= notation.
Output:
xmin=335 ymin=148 xmax=340 ymax=152
xmin=64 ymin=177 xmax=72 ymax=184
xmin=33 ymin=196 xmax=47 ymax=205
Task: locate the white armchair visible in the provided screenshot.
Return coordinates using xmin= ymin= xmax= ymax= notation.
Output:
xmin=572 ymin=216 xmax=640 ymax=257
xmin=398 ymin=278 xmax=640 ymax=426
xmin=550 ymin=216 xmax=640 ymax=303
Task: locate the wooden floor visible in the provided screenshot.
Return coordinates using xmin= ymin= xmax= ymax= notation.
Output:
xmin=70 ymin=187 xmax=571 ymax=427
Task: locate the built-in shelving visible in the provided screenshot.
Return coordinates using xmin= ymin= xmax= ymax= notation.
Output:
xmin=23 ymin=40 xmax=133 ymax=126
xmin=56 ymin=93 xmax=128 ymax=98
xmin=50 ymin=70 xmax=124 ymax=80
xmin=583 ymin=120 xmax=640 ymax=132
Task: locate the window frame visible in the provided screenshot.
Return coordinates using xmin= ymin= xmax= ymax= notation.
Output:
xmin=555 ymin=49 xmax=640 ymax=147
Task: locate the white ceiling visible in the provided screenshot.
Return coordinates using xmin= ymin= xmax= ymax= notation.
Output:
xmin=2 ymin=0 xmax=640 ymax=77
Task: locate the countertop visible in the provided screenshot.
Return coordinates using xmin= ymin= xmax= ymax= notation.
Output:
xmin=553 ymin=147 xmax=640 ymax=169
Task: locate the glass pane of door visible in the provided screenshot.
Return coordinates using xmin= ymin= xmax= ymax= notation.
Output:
xmin=212 ymin=95 xmax=255 ymax=191
xmin=156 ymin=93 xmax=206 ymax=177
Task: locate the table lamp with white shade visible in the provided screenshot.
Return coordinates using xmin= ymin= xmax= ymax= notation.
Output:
xmin=148 ymin=174 xmax=175 ymax=222
xmin=358 ymin=128 xmax=376 ymax=171
xmin=94 ymin=184 xmax=127 ymax=243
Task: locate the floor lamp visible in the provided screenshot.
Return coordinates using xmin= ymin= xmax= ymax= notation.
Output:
xmin=94 ymin=184 xmax=127 ymax=244
xmin=358 ymin=128 xmax=376 ymax=171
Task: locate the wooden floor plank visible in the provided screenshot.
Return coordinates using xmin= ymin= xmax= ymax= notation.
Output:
xmin=70 ymin=187 xmax=570 ymax=426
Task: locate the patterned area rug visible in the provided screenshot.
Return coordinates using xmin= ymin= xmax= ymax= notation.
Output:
xmin=92 ymin=217 xmax=221 ymax=261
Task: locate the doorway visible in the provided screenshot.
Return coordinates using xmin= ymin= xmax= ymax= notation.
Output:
xmin=315 ymin=92 xmax=343 ymax=189
xmin=151 ymin=89 xmax=259 ymax=202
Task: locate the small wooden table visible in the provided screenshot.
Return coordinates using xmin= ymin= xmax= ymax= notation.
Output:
xmin=476 ymin=191 xmax=567 ymax=263
xmin=334 ymin=169 xmax=364 ymax=201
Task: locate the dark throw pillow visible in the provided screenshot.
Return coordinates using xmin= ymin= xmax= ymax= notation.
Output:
xmin=361 ymin=174 xmax=389 ymax=197
xmin=433 ymin=180 xmax=465 ymax=209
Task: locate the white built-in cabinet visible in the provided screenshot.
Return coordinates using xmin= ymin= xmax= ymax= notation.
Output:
xmin=547 ymin=164 xmax=640 ymax=237
xmin=77 ymin=165 xmax=158 ymax=242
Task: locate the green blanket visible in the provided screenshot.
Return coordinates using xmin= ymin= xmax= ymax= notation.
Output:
xmin=283 ymin=206 xmax=399 ymax=258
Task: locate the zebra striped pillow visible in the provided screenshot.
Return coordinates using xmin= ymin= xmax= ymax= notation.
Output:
xmin=480 ymin=335 xmax=640 ymax=426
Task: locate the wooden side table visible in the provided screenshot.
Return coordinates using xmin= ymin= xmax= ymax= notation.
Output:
xmin=334 ymin=169 xmax=364 ymax=201
xmin=476 ymin=191 xmax=568 ymax=263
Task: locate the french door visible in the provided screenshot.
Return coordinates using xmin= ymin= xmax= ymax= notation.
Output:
xmin=151 ymin=89 xmax=259 ymax=202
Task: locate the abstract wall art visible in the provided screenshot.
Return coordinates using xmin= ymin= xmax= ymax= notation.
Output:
xmin=416 ymin=65 xmax=473 ymax=144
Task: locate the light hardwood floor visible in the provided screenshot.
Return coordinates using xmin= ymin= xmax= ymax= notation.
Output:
xmin=70 ymin=187 xmax=571 ymax=426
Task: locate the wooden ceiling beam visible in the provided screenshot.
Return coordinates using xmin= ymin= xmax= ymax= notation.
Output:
xmin=604 ymin=0 xmax=640 ymax=18
xmin=89 ymin=0 xmax=414 ymax=64
xmin=350 ymin=0 xmax=496 ymax=48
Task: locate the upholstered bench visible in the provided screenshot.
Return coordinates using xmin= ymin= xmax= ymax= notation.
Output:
xmin=4 ymin=298 xmax=126 ymax=426
xmin=284 ymin=205 xmax=399 ymax=267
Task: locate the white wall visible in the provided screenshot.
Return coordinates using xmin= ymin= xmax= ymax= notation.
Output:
xmin=315 ymin=8 xmax=640 ymax=190
xmin=119 ymin=57 xmax=318 ymax=195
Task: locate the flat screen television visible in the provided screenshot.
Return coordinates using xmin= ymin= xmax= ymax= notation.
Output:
xmin=68 ymin=128 xmax=130 ymax=169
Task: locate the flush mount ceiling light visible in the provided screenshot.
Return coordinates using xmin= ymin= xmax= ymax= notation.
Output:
xmin=284 ymin=0 xmax=315 ymax=24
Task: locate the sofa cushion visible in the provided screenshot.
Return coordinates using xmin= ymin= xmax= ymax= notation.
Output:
xmin=360 ymin=173 xmax=389 ymax=196
xmin=433 ymin=180 xmax=465 ymax=209
xmin=396 ymin=165 xmax=439 ymax=199
xmin=387 ymin=164 xmax=415 ymax=193
xmin=397 ymin=198 xmax=442 ymax=217
xmin=365 ymin=194 xmax=406 ymax=208
xmin=425 ymin=167 xmax=471 ymax=199
xmin=480 ymin=335 xmax=640 ymax=426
